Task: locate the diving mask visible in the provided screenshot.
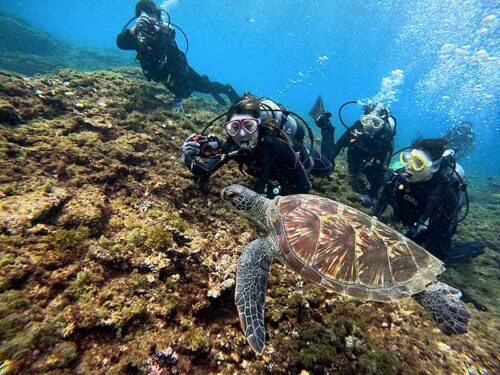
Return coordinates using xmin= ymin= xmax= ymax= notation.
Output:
xmin=224 ymin=115 xmax=261 ymax=150
xmin=401 ymin=149 xmax=441 ymax=182
xmin=360 ymin=114 xmax=384 ymax=133
xmin=223 ymin=116 xmax=261 ymax=137
xmin=400 ymin=150 xmax=433 ymax=172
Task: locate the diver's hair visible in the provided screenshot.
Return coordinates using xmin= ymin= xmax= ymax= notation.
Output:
xmin=412 ymin=138 xmax=448 ymax=161
xmin=226 ymin=92 xmax=261 ymax=120
xmin=135 ymin=0 xmax=161 ymax=18
xmin=363 ymin=103 xmax=390 ymax=118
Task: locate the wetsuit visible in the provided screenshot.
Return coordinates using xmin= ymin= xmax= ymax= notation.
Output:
xmin=374 ymin=167 xmax=461 ymax=259
xmin=310 ymin=115 xmax=336 ymax=177
xmin=260 ymin=102 xmax=334 ymax=178
xmin=116 ymin=15 xmax=238 ymax=103
xmin=186 ymin=129 xmax=311 ymax=198
xmin=333 ymin=120 xmax=394 ymax=197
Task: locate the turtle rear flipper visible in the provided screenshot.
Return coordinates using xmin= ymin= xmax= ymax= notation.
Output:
xmin=415 ymin=282 xmax=471 ymax=334
xmin=235 ymin=238 xmax=272 ymax=355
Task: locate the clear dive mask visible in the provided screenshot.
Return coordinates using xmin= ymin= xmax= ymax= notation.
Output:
xmin=360 ymin=114 xmax=385 ymax=133
xmin=224 ymin=115 xmax=261 ymax=150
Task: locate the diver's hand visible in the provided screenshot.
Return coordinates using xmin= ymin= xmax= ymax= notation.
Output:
xmin=134 ymin=15 xmax=153 ymax=34
xmin=181 ymin=134 xmax=201 ymax=166
xmin=316 ymin=112 xmax=333 ymax=128
xmin=416 ymin=224 xmax=428 ymax=235
xmin=360 ymin=194 xmax=373 ymax=207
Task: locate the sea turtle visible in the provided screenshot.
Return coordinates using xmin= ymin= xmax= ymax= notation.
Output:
xmin=221 ymin=184 xmax=471 ymax=355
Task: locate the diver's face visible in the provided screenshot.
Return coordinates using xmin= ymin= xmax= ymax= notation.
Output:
xmin=360 ymin=114 xmax=384 ymax=134
xmin=403 ymin=149 xmax=438 ymax=182
xmin=225 ymin=114 xmax=260 ymax=149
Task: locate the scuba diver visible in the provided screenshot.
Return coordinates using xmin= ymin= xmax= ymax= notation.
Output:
xmin=180 ymin=94 xmax=334 ymax=197
xmin=313 ymin=99 xmax=397 ymax=206
xmin=374 ymin=138 xmax=481 ymax=262
xmin=442 ymin=121 xmax=475 ymax=160
xmin=116 ymin=0 xmax=239 ymax=112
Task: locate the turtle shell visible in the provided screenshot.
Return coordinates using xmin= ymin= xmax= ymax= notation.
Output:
xmin=273 ymin=194 xmax=444 ymax=302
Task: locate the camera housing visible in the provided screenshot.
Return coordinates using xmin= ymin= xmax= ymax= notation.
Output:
xmin=192 ymin=134 xmax=221 ymax=157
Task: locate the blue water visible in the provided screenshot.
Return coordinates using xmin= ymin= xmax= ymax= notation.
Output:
xmin=2 ymin=0 xmax=498 ymax=174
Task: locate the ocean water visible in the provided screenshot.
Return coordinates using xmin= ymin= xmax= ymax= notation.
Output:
xmin=1 ymin=0 xmax=498 ymax=175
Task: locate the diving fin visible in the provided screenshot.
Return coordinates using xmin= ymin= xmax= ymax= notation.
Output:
xmin=225 ymin=85 xmax=240 ymax=103
xmin=309 ymin=95 xmax=326 ymax=121
xmin=211 ymin=92 xmax=227 ymax=107
xmin=445 ymin=241 xmax=485 ymax=265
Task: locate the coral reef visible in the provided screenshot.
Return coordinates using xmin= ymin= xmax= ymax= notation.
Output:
xmin=0 ymin=68 xmax=498 ymax=375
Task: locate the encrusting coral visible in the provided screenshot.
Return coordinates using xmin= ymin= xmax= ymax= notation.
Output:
xmin=0 ymin=68 xmax=498 ymax=375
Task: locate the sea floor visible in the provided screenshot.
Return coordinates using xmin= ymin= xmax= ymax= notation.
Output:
xmin=0 ymin=69 xmax=498 ymax=375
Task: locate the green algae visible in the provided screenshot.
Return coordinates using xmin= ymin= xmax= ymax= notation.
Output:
xmin=183 ymin=327 xmax=211 ymax=354
xmin=0 ymin=322 xmax=56 ymax=361
xmin=297 ymin=324 xmax=339 ymax=370
xmin=52 ymin=226 xmax=90 ymax=250
xmin=357 ymin=351 xmax=399 ymax=375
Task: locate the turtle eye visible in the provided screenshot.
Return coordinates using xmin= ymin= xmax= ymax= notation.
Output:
xmin=223 ymin=190 xmax=237 ymax=201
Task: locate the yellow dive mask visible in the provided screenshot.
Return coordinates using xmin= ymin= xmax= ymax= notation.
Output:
xmin=400 ymin=150 xmax=432 ymax=171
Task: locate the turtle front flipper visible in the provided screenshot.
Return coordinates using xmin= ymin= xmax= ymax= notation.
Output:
xmin=235 ymin=238 xmax=272 ymax=355
xmin=414 ymin=282 xmax=471 ymax=334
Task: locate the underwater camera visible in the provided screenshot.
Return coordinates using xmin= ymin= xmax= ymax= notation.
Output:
xmin=192 ymin=134 xmax=221 ymax=158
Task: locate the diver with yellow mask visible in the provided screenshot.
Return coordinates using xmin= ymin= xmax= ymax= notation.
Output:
xmin=374 ymin=138 xmax=481 ymax=262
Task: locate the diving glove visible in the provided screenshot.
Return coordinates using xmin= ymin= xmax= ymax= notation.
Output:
xmin=360 ymin=194 xmax=373 ymax=207
xmin=181 ymin=134 xmax=201 ymax=167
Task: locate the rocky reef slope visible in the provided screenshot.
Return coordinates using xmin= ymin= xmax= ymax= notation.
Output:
xmin=0 ymin=12 xmax=130 ymax=76
xmin=0 ymin=69 xmax=498 ymax=374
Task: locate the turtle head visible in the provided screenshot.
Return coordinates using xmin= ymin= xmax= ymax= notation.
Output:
xmin=222 ymin=184 xmax=269 ymax=224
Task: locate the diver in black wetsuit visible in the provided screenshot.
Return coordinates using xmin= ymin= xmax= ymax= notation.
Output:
xmin=310 ymin=99 xmax=396 ymax=206
xmin=374 ymin=138 xmax=474 ymax=261
xmin=180 ymin=94 xmax=335 ymax=197
xmin=442 ymin=121 xmax=475 ymax=161
xmin=116 ymin=0 xmax=239 ymax=112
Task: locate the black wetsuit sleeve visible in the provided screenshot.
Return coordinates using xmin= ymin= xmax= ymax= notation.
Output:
xmin=116 ymin=29 xmax=138 ymax=50
xmin=372 ymin=129 xmax=394 ymax=163
xmin=421 ymin=178 xmax=460 ymax=256
xmin=332 ymin=124 xmax=358 ymax=160
xmin=159 ymin=28 xmax=188 ymax=73
xmin=373 ymin=171 xmax=396 ymax=217
xmin=188 ymin=155 xmax=229 ymax=179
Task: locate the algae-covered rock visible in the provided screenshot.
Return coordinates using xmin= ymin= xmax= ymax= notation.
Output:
xmin=0 ymin=67 xmax=497 ymax=375
xmin=56 ymin=186 xmax=106 ymax=233
xmin=0 ymin=11 xmax=130 ymax=76
xmin=0 ymin=185 xmax=69 ymax=234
